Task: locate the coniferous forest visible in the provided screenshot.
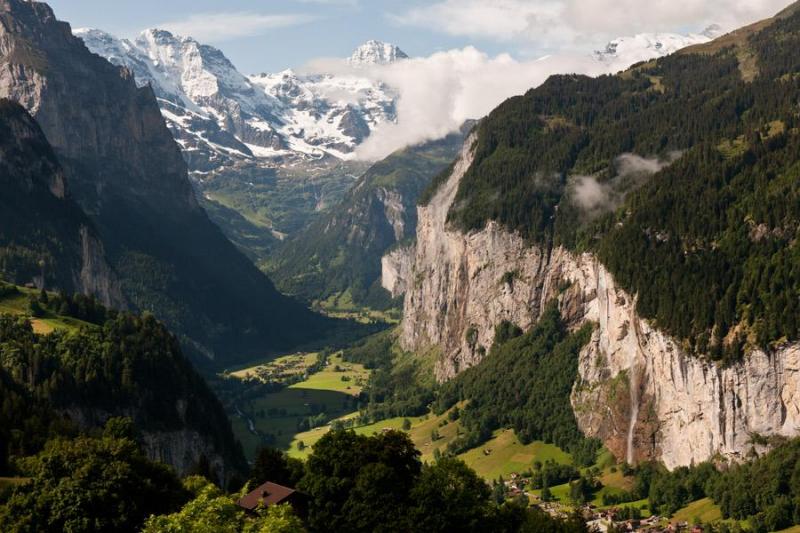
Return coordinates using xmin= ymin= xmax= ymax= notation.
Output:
xmin=427 ymin=7 xmax=800 ymax=364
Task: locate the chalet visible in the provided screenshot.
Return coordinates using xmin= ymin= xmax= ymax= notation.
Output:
xmin=237 ymin=481 xmax=307 ymax=516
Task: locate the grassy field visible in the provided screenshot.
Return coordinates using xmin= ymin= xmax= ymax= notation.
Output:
xmin=289 ymin=411 xmax=572 ymax=483
xmin=290 ymin=354 xmax=369 ymax=395
xmin=459 ymin=430 xmax=572 ymax=480
xmin=228 ymin=354 xmax=369 ymax=460
xmin=671 ymin=498 xmax=722 ymax=525
xmin=314 ymin=290 xmax=401 ymax=325
xmin=0 ymin=285 xmax=94 ymax=333
xmin=228 ymin=352 xmax=318 ymax=381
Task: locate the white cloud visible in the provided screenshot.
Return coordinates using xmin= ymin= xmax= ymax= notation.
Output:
xmin=572 ymin=153 xmax=680 ymax=212
xmin=304 ymin=47 xmax=627 ymax=160
xmin=393 ymin=0 xmax=791 ymax=48
xmin=295 ymin=0 xmax=793 ymax=160
xmin=157 ymin=12 xmax=315 ymax=42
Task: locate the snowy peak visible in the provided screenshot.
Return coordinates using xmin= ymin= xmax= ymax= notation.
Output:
xmin=594 ymin=25 xmax=725 ymax=66
xmin=348 ymin=40 xmax=408 ymax=66
xmin=75 ymin=27 xmax=400 ymax=168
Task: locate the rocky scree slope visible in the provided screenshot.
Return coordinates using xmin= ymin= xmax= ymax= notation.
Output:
xmin=386 ymin=3 xmax=800 ymax=468
xmin=0 ymin=0 xmax=329 ymax=364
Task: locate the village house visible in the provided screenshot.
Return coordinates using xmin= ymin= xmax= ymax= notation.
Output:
xmin=236 ymin=481 xmax=308 ymax=517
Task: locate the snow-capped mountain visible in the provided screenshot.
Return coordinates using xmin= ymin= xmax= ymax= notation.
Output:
xmin=75 ymin=28 xmax=403 ymax=173
xmin=75 ymin=25 xmax=725 ymax=178
xmin=594 ymin=25 xmax=724 ymax=66
xmin=348 ymin=40 xmax=409 ymax=67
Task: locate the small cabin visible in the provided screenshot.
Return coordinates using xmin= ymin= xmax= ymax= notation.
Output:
xmin=236 ymin=481 xmax=307 ymax=516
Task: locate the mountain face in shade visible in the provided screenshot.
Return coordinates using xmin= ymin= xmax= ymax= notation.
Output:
xmin=0 ymin=0 xmax=329 ymax=364
xmin=269 ymin=124 xmax=471 ymax=309
xmin=0 ymin=99 xmax=123 ymax=307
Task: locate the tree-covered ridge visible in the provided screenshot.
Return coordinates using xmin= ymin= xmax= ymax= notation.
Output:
xmin=435 ymin=306 xmax=600 ymax=466
xmin=619 ymin=436 xmax=800 ymax=532
xmin=0 ymin=428 xmax=190 ymax=533
xmin=423 ymin=7 xmax=800 ymax=362
xmin=0 ymin=296 xmax=246 ymax=479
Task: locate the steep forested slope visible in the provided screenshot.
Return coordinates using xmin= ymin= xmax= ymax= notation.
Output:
xmin=0 ymin=0 xmax=330 ymax=364
xmin=270 ymin=127 xmax=469 ymax=309
xmin=423 ymin=3 xmax=800 ymax=364
xmin=0 ymin=286 xmax=246 ymax=480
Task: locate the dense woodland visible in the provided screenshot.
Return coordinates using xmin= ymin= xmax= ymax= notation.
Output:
xmin=343 ymin=330 xmax=436 ymax=422
xmin=0 ymin=421 xmax=588 ymax=532
xmin=0 ymin=288 xmax=246 ymax=481
xmin=434 ymin=306 xmax=601 ymax=465
xmin=419 ymin=7 xmax=800 ymax=363
xmin=618 ymin=437 xmax=800 ymax=532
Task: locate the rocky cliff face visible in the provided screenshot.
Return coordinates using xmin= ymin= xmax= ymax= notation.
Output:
xmin=388 ymin=135 xmax=800 ymax=468
xmin=0 ymin=99 xmax=123 ymax=307
xmin=64 ymin=405 xmax=238 ymax=481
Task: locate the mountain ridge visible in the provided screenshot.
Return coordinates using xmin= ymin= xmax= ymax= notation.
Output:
xmin=0 ymin=0 xmax=329 ymax=364
xmin=387 ymin=1 xmax=800 ymax=466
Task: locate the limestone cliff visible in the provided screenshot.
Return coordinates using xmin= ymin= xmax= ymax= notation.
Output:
xmin=64 ymin=406 xmax=239 ymax=481
xmin=388 ymin=135 xmax=800 ymax=468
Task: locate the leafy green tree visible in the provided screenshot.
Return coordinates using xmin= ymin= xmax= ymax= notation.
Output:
xmin=143 ymin=477 xmax=305 ymax=533
xmin=300 ymin=429 xmax=421 ymax=532
xmin=409 ymin=457 xmax=492 ymax=533
xmin=0 ymin=432 xmax=188 ymax=533
xmin=103 ymin=416 xmax=140 ymax=441
xmin=250 ymin=447 xmax=304 ymax=488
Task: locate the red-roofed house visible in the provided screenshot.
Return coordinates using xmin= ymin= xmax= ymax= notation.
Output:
xmin=237 ymin=481 xmax=307 ymax=516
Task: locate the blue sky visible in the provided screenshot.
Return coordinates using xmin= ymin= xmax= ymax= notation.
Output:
xmin=46 ymin=0 xmax=510 ymax=73
xmin=47 ymin=0 xmax=791 ymax=74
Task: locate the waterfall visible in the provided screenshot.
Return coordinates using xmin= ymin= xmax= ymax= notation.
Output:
xmin=626 ymin=365 xmax=640 ymax=464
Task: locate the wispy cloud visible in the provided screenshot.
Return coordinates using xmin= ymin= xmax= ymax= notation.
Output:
xmin=392 ymin=0 xmax=790 ymax=49
xmin=157 ymin=12 xmax=316 ymax=42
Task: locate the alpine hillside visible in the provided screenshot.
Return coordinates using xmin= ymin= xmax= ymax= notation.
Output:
xmin=386 ymin=1 xmax=800 ymax=468
xmin=0 ymin=0 xmax=330 ymax=365
xmin=269 ymin=124 xmax=472 ymax=310
xmin=75 ymin=24 xmax=726 ymax=260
